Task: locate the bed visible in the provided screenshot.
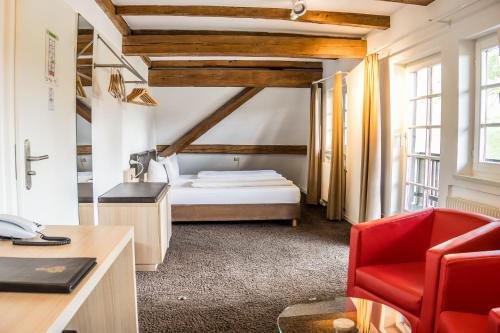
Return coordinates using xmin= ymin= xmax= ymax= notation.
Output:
xmin=128 ymin=150 xmax=301 ymax=226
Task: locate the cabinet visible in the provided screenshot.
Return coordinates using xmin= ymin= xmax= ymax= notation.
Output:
xmin=98 ymin=183 xmax=171 ymax=271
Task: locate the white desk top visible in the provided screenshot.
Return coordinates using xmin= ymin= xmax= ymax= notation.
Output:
xmin=0 ymin=225 xmax=134 ymax=333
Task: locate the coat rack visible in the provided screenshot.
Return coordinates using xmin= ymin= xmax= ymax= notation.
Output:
xmin=92 ymin=34 xmax=147 ymax=84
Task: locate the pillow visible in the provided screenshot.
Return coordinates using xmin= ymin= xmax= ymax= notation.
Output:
xmin=162 ymin=154 xmax=180 ymax=181
xmin=147 ymin=159 xmax=168 ymax=182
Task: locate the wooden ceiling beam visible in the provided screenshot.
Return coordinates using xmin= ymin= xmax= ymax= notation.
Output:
xmin=377 ymin=0 xmax=434 ymax=5
xmin=149 ymin=68 xmax=322 ymax=88
xmin=123 ymin=32 xmax=367 ymax=59
xmin=150 ymin=60 xmax=323 ymax=70
xmin=116 ymin=5 xmax=390 ymax=30
xmin=156 ymin=144 xmax=307 ymax=155
xmin=159 ymin=87 xmax=263 ymax=157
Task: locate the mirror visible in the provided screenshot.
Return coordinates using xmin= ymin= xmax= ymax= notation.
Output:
xmin=76 ymin=15 xmax=94 ymax=225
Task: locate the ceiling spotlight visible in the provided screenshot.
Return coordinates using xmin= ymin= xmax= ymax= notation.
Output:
xmin=290 ymin=0 xmax=307 ymax=20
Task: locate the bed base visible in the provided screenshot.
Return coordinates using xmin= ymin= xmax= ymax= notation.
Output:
xmin=171 ymin=203 xmax=301 ymax=227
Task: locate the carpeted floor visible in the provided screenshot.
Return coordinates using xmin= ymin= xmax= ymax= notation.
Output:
xmin=136 ymin=204 xmax=352 ymax=333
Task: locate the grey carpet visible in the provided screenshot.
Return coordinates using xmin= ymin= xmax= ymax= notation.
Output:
xmin=136 ymin=204 xmax=351 ymax=333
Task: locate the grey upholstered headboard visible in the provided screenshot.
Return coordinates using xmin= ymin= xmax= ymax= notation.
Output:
xmin=129 ymin=149 xmax=157 ymax=182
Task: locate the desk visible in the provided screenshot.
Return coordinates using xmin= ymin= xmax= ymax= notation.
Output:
xmin=0 ymin=226 xmax=138 ymax=333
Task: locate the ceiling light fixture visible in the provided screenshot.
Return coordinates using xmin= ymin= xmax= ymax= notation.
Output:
xmin=290 ymin=0 xmax=307 ymax=20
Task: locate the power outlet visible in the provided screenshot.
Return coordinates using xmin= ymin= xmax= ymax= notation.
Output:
xmin=233 ymin=156 xmax=240 ymax=169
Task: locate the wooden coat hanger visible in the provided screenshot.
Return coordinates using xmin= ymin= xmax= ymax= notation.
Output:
xmin=126 ymin=86 xmax=159 ymax=107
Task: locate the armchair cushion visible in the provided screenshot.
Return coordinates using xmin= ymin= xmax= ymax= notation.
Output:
xmin=438 ymin=311 xmax=488 ymax=333
xmin=356 ymin=262 xmax=425 ymax=314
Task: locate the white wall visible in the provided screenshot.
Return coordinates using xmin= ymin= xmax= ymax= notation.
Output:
xmin=0 ymin=0 xmax=17 ymax=214
xmin=76 ymin=115 xmax=92 ymax=145
xmin=365 ymin=0 xmax=500 ymax=214
xmin=153 ymin=87 xmax=310 ymax=191
xmin=91 ymin=35 xmax=155 ymax=208
xmin=345 ymin=62 xmax=365 ymax=224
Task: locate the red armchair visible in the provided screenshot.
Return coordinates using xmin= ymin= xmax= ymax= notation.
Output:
xmin=436 ymin=251 xmax=500 ymax=333
xmin=347 ymin=208 xmax=499 ymax=333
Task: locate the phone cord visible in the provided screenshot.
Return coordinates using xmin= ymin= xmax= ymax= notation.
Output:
xmin=12 ymin=233 xmax=71 ymax=246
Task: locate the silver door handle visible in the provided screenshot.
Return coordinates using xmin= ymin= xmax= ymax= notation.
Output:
xmin=24 ymin=139 xmax=49 ymax=190
xmin=27 ymin=155 xmax=49 ymax=162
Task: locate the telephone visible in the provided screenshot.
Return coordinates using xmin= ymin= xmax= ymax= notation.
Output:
xmin=0 ymin=214 xmax=71 ymax=246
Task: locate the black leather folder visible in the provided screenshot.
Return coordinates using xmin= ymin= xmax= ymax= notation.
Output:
xmin=0 ymin=257 xmax=96 ymax=293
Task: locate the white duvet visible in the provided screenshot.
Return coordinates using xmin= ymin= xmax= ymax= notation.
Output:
xmin=197 ymin=170 xmax=280 ymax=179
xmin=192 ymin=170 xmax=292 ymax=188
xmin=191 ymin=178 xmax=293 ymax=188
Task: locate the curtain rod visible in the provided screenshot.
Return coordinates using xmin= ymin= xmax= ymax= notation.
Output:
xmin=312 ymin=71 xmax=349 ymax=85
xmin=93 ymin=34 xmax=147 ymax=84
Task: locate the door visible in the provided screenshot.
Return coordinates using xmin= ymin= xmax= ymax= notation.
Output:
xmin=14 ymin=0 xmax=79 ymax=225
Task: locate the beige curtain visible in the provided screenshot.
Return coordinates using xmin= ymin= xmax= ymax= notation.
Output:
xmin=327 ymin=73 xmax=345 ymax=220
xmin=359 ymin=54 xmax=382 ymax=222
xmin=306 ymin=84 xmax=322 ymax=205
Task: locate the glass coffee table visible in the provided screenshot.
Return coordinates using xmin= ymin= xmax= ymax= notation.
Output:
xmin=277 ymin=296 xmax=412 ymax=333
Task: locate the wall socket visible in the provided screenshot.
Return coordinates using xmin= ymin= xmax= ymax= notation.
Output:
xmin=233 ymin=156 xmax=240 ymax=168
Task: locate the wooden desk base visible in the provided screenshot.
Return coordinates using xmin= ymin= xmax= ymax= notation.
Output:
xmin=66 ymin=240 xmax=136 ymax=332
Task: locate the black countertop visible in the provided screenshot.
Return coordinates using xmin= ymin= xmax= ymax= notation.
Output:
xmin=98 ymin=182 xmax=168 ymax=204
xmin=78 ymin=183 xmax=94 ymax=203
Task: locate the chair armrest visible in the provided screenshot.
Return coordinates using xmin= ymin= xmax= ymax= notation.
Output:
xmin=435 ymin=251 xmax=500 ymax=315
xmin=347 ymin=209 xmax=434 ymax=294
xmin=489 ymin=308 xmax=500 ymax=333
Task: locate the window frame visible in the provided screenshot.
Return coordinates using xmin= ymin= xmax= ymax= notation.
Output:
xmin=473 ymin=35 xmax=500 ymax=174
xmin=402 ymin=56 xmax=442 ymax=212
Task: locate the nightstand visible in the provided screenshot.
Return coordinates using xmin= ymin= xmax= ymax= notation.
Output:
xmin=98 ymin=182 xmax=171 ymax=271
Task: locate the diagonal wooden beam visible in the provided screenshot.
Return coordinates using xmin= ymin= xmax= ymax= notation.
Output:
xmin=95 ymin=0 xmax=130 ymax=36
xmin=159 ymin=87 xmax=263 ymax=157
xmin=116 ymin=5 xmax=390 ymax=30
xmin=76 ymin=98 xmax=92 ymax=123
xmin=123 ymin=31 xmax=367 ymax=59
xmin=94 ymin=0 xmax=151 ymax=68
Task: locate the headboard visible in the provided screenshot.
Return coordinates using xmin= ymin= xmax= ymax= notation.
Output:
xmin=129 ymin=149 xmax=157 ymax=182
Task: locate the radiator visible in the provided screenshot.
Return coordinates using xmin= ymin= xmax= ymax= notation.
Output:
xmin=446 ymin=196 xmax=500 ymax=219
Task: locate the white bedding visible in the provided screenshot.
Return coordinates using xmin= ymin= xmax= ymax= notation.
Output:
xmin=170 ymin=175 xmax=300 ymax=205
xmin=197 ymin=170 xmax=280 ymax=179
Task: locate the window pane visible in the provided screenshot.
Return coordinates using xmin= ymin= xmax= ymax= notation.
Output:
xmin=484 ymin=126 xmax=500 ymax=163
xmin=426 ymin=189 xmax=439 ymax=208
xmin=415 ymin=99 xmax=427 ymax=126
xmin=485 ymin=46 xmax=500 ymax=85
xmin=409 ymin=72 xmax=416 ymax=98
xmin=427 ymin=160 xmax=440 ymax=189
xmin=431 ymin=97 xmax=441 ymax=125
xmin=408 ymin=101 xmax=416 ymax=126
xmin=405 ymin=184 xmax=425 ymax=211
xmin=407 ymin=157 xmax=426 ymax=184
xmin=408 ymin=128 xmax=427 ymax=155
xmin=431 ymin=64 xmax=441 ymax=94
xmin=430 ymin=128 xmax=441 ymax=156
xmin=483 ymin=86 xmax=500 ymax=124
xmin=416 ymin=68 xmax=428 ymax=97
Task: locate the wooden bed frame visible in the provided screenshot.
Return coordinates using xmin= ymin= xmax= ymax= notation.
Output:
xmin=126 ymin=150 xmax=301 ymax=227
xmin=172 ymin=203 xmax=301 ymax=227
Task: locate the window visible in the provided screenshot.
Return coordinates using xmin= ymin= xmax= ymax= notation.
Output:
xmin=476 ymin=36 xmax=500 ymax=168
xmin=324 ymin=87 xmax=347 ymax=157
xmin=404 ymin=62 xmax=442 ymax=211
